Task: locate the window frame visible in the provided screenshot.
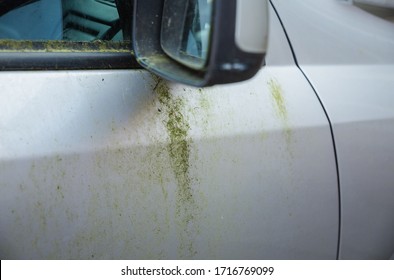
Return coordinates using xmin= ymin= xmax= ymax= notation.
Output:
xmin=0 ymin=40 xmax=139 ymax=70
xmin=0 ymin=0 xmax=138 ymax=71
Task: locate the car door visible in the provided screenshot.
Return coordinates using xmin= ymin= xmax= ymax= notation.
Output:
xmin=271 ymin=0 xmax=394 ymax=259
xmin=0 ymin=1 xmax=338 ymax=259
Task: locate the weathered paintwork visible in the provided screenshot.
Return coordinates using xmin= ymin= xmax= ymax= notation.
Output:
xmin=0 ymin=5 xmax=338 ymax=259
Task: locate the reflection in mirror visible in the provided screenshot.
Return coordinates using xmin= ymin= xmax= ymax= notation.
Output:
xmin=161 ymin=0 xmax=213 ymax=70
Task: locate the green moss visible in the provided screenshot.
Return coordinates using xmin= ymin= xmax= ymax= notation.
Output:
xmin=268 ymin=78 xmax=293 ymax=152
xmin=268 ymin=79 xmax=287 ymax=120
xmin=0 ymin=40 xmax=131 ymax=53
xmin=197 ymin=88 xmax=209 ymax=110
xmin=152 ymin=76 xmax=198 ymax=258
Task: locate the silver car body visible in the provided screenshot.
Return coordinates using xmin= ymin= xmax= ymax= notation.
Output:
xmin=0 ymin=0 xmax=393 ymax=259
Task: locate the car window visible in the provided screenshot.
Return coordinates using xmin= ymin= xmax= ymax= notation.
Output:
xmin=0 ymin=0 xmax=136 ymax=69
xmin=0 ymin=0 xmax=131 ymax=41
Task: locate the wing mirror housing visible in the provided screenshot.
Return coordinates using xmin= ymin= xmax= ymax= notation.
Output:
xmin=133 ymin=0 xmax=269 ymax=86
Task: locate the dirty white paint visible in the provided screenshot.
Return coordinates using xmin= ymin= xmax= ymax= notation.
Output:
xmin=0 ymin=66 xmax=338 ymax=259
xmin=0 ymin=5 xmax=338 ymax=259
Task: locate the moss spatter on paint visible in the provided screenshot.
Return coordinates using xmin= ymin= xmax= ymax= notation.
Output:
xmin=268 ymin=79 xmax=287 ymax=120
xmin=268 ymin=78 xmax=292 ymax=152
xmin=0 ymin=40 xmax=131 ymax=53
xmin=152 ymin=76 xmax=198 ymax=258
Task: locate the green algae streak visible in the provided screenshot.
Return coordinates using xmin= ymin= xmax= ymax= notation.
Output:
xmin=268 ymin=78 xmax=293 ymax=152
xmin=0 ymin=40 xmax=131 ymax=53
xmin=152 ymin=76 xmax=198 ymax=258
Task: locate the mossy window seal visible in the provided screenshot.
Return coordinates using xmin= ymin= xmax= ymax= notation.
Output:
xmin=0 ymin=40 xmax=141 ymax=70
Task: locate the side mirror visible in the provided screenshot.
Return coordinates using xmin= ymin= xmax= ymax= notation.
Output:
xmin=133 ymin=0 xmax=269 ymax=86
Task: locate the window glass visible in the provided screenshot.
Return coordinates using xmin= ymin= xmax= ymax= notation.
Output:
xmin=0 ymin=0 xmax=130 ymax=42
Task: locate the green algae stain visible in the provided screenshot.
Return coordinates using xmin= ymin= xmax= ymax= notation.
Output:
xmin=195 ymin=88 xmax=213 ymax=134
xmin=198 ymin=88 xmax=211 ymax=112
xmin=152 ymin=76 xmax=199 ymax=258
xmin=268 ymin=79 xmax=287 ymax=120
xmin=268 ymin=78 xmax=293 ymax=153
xmin=0 ymin=40 xmax=131 ymax=53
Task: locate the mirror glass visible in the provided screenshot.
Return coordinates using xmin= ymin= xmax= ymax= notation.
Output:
xmin=161 ymin=0 xmax=213 ymax=70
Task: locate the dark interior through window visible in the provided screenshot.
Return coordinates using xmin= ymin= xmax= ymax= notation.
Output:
xmin=0 ymin=0 xmax=132 ymax=41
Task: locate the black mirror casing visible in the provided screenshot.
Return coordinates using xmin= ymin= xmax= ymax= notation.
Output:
xmin=132 ymin=0 xmax=268 ymax=86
